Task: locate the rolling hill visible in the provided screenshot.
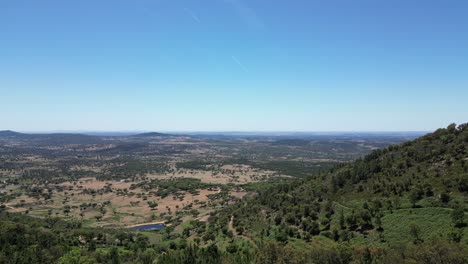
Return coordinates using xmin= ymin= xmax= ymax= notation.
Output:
xmin=0 ymin=130 xmax=24 ymax=137
xmin=133 ymin=132 xmax=171 ymax=137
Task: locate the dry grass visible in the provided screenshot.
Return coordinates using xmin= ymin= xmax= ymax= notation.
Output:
xmin=147 ymin=164 xmax=278 ymax=184
xmin=5 ymin=177 xmax=223 ymax=227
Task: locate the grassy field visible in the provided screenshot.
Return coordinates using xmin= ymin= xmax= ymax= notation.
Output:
xmin=380 ymin=207 xmax=467 ymax=245
xmin=330 ymin=200 xmax=467 ymax=247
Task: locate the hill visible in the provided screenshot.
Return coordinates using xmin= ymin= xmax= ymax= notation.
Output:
xmin=0 ymin=131 xmax=107 ymax=146
xmin=133 ymin=132 xmax=171 ymax=137
xmin=0 ymin=130 xmax=24 ymax=137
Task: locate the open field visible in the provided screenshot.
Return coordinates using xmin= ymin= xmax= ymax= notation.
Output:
xmin=3 ymin=176 xmax=250 ymax=228
xmin=0 ymin=132 xmax=413 ymax=229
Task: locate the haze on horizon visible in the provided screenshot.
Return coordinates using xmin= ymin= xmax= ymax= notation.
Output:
xmin=1 ymin=0 xmax=467 ymax=132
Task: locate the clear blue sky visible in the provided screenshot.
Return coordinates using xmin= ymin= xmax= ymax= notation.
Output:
xmin=1 ymin=0 xmax=467 ymax=132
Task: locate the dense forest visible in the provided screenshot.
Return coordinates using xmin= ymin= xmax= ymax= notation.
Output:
xmin=0 ymin=124 xmax=466 ymax=263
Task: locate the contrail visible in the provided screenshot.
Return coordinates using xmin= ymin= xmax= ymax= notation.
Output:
xmin=184 ymin=8 xmax=200 ymax=23
xmin=231 ymin=55 xmax=248 ymax=72
xmin=223 ymin=0 xmax=264 ymax=30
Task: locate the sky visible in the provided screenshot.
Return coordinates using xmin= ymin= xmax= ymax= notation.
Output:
xmin=1 ymin=0 xmax=467 ymax=132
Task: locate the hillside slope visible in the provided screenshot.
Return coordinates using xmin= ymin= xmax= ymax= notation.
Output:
xmin=209 ymin=123 xmax=467 ymax=260
xmin=0 ymin=130 xmax=24 ymax=137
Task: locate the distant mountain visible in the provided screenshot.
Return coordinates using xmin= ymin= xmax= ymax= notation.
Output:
xmin=133 ymin=132 xmax=170 ymax=137
xmin=82 ymin=132 xmax=143 ymax=136
xmin=0 ymin=130 xmax=24 ymax=137
xmin=0 ymin=131 xmax=103 ymax=144
xmin=31 ymin=133 xmax=102 ymax=143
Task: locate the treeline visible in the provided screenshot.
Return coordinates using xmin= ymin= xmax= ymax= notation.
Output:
xmin=176 ymin=160 xmax=213 ymax=171
xmin=102 ymin=159 xmax=171 ymax=180
xmin=130 ymin=178 xmax=221 ymax=198
xmin=0 ymin=213 xmax=153 ymax=263
xmin=250 ymin=160 xmax=338 ymax=178
xmin=1 ymin=211 xmax=466 ymax=263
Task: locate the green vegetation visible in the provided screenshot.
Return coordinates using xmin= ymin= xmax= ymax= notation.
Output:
xmin=204 ymin=123 xmax=468 ymax=262
xmin=176 ymin=160 xmax=213 ymax=171
xmin=0 ymin=124 xmax=466 ymax=263
xmin=249 ymin=160 xmax=337 ymax=178
xmin=131 ymin=178 xmax=221 ymax=198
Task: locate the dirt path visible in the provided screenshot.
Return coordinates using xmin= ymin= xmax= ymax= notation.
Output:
xmin=128 ymin=221 xmax=168 ymax=228
xmin=4 ymin=204 xmax=19 ymax=212
xmin=333 ymin=201 xmax=352 ymax=210
xmin=228 ymin=215 xmax=256 ymax=247
xmin=228 ymin=216 xmax=237 ymax=234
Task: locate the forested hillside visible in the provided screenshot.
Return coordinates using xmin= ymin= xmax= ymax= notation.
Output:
xmin=208 ymin=123 xmax=468 ymax=262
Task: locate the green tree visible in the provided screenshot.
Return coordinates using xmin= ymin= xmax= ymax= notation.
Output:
xmin=58 ymin=248 xmax=95 ymax=264
xmin=339 ymin=210 xmax=345 ymax=229
xmin=451 ymin=205 xmax=465 ymax=228
xmin=409 ymin=191 xmax=420 ymax=208
xmin=409 ymin=223 xmax=423 ymax=244
xmin=375 ymin=214 xmax=383 ymax=232
xmin=147 ymin=201 xmax=158 ymax=210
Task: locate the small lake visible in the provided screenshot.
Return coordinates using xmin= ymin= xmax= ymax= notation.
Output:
xmin=129 ymin=223 xmax=165 ymax=231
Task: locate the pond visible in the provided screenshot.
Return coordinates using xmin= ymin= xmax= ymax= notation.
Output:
xmin=129 ymin=223 xmax=165 ymax=231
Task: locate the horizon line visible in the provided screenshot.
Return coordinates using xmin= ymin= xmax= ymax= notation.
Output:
xmin=3 ymin=129 xmax=430 ymax=134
